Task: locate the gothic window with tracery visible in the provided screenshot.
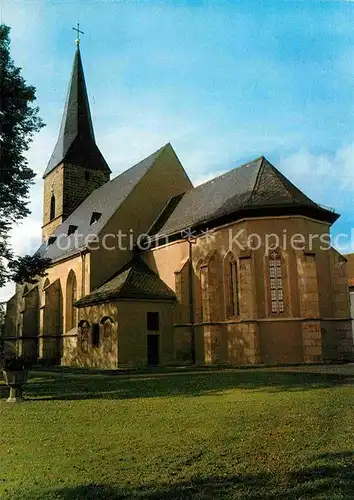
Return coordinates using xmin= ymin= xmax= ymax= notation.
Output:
xmin=269 ymin=250 xmax=284 ymax=313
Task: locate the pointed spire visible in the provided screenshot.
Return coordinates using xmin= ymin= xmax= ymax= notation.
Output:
xmin=44 ymin=46 xmax=110 ymax=178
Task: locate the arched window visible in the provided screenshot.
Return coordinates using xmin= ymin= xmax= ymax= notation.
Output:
xmin=100 ymin=316 xmax=114 ymax=353
xmin=66 ymin=270 xmax=77 ymax=331
xmin=269 ymin=250 xmax=284 ymax=313
xmin=78 ymin=320 xmax=90 ymax=353
xmin=50 ymin=194 xmax=56 ymax=221
xmin=224 ymin=253 xmax=239 ymax=317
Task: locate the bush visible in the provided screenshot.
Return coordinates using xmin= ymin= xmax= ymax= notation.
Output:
xmin=2 ymin=355 xmax=32 ymax=371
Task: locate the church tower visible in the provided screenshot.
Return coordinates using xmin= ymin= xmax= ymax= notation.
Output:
xmin=42 ymin=41 xmax=111 ymax=241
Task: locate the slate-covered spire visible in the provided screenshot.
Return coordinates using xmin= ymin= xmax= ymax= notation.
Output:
xmin=43 ymin=46 xmax=111 ymax=178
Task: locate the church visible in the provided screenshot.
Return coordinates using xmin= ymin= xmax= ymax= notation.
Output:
xmin=4 ymin=42 xmax=354 ymax=368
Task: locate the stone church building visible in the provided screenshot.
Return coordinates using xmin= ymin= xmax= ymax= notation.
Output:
xmin=4 ymin=45 xmax=354 ymax=368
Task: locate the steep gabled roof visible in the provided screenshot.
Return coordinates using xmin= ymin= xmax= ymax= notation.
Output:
xmin=74 ymin=257 xmax=176 ymax=306
xmin=43 ymin=47 xmax=110 ymax=178
xmin=37 ymin=145 xmax=168 ymax=261
xmin=151 ymin=156 xmax=338 ymax=238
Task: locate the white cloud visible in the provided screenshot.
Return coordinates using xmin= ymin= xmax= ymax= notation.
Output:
xmin=279 ymin=144 xmax=354 ymax=255
xmin=279 ymin=144 xmax=354 ymax=211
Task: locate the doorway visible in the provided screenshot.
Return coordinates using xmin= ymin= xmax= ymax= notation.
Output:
xmin=147 ymin=335 xmax=159 ymax=366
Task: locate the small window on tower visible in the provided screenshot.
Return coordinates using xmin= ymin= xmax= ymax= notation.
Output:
xmin=90 ymin=212 xmax=102 ymax=225
xmin=85 ymin=171 xmax=90 ymax=181
xmin=50 ymin=194 xmax=56 ymax=221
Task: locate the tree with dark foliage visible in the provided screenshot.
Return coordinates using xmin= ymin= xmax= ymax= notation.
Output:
xmin=0 ymin=24 xmax=50 ymax=287
xmin=0 ymin=301 xmax=5 ymax=328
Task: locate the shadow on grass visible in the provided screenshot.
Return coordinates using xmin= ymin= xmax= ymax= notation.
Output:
xmin=0 ymin=367 xmax=351 ymax=402
xmin=10 ymin=451 xmax=354 ymax=499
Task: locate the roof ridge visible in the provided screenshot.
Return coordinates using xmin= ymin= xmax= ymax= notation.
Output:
xmin=246 ymin=156 xmax=266 ymax=205
xmin=185 ymin=155 xmax=265 ymax=194
xmin=261 ymin=157 xmax=296 ymax=203
xmin=96 ymin=256 xmax=154 ymax=289
xmin=108 ymin=144 xmax=168 ymax=185
xmin=117 ymin=267 xmax=136 ymax=297
xmin=264 ymin=157 xmax=318 ymax=205
xmin=98 ymin=257 xmax=137 ymax=288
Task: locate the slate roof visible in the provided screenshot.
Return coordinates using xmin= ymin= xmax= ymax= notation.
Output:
xmin=75 ymin=257 xmax=176 ymax=306
xmin=151 ymin=156 xmax=338 ymax=238
xmin=37 ymin=145 xmax=168 ymax=261
xmin=43 ymin=47 xmax=110 ymax=178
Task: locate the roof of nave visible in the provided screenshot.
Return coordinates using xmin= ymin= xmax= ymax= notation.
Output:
xmin=149 ymin=156 xmax=339 ymax=240
xmin=37 ymin=149 xmax=339 ymax=266
xmin=74 ymin=256 xmax=176 ymax=306
xmin=37 ymin=144 xmax=170 ymax=262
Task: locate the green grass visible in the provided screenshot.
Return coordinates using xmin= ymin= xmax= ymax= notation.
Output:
xmin=1 ymin=366 xmax=354 ymax=499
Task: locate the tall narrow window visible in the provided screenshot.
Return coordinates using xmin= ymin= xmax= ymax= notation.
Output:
xmin=195 ymin=259 xmax=204 ymax=323
xmin=224 ymin=254 xmax=240 ymax=317
xmin=50 ymin=194 xmax=56 ymax=220
xmin=199 ymin=267 xmax=204 ymax=322
xmin=269 ymin=250 xmax=284 ymax=313
xmin=92 ymin=323 xmax=100 ymax=347
xmin=66 ymin=270 xmax=77 ymax=331
xmin=72 ymin=278 xmax=77 ymax=324
xmin=229 ymin=258 xmax=239 ymax=316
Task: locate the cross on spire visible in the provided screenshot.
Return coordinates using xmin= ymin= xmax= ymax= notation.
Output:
xmin=72 ymin=23 xmax=84 ymax=46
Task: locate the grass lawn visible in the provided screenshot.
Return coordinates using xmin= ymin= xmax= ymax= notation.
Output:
xmin=1 ymin=365 xmax=354 ymax=499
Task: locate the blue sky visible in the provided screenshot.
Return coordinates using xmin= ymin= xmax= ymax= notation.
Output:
xmin=1 ymin=0 xmax=354 ymax=300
